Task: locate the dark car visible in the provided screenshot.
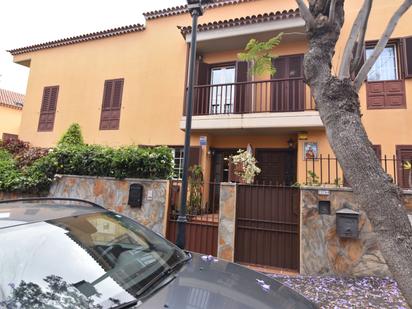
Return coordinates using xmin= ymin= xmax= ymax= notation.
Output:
xmin=0 ymin=198 xmax=317 ymax=309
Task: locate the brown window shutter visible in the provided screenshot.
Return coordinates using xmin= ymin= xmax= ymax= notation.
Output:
xmin=235 ymin=61 xmax=250 ymax=113
xmin=102 ymin=80 xmax=114 ymax=110
xmin=193 ymin=60 xmax=210 ymax=115
xmin=38 ymin=86 xmax=59 ymax=132
xmin=384 ymin=80 xmax=405 ymax=108
xmin=366 ymin=82 xmax=385 ymax=108
xmin=402 ymin=37 xmax=412 ymax=78
xmin=99 ymin=78 xmax=124 ymax=130
xmin=396 ymin=145 xmax=412 ymax=188
xmin=196 ymin=60 xmax=210 ymax=85
xmin=366 ymin=80 xmax=405 ymax=109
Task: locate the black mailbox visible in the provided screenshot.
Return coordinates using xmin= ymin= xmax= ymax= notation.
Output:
xmin=336 ymin=208 xmax=360 ymax=239
xmin=318 ymin=201 xmax=331 ymax=215
xmin=128 ymin=184 xmax=143 ymax=208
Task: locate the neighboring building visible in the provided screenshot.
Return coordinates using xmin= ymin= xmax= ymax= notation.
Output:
xmin=7 ymin=0 xmax=412 ymax=189
xmin=0 ymin=88 xmax=24 ymax=140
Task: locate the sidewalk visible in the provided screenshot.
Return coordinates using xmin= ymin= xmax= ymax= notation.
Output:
xmin=268 ymin=275 xmax=409 ymax=309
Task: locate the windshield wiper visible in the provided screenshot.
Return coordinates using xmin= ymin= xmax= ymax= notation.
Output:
xmin=112 ymin=299 xmax=140 ymax=309
xmin=135 ymin=252 xmax=192 ymax=299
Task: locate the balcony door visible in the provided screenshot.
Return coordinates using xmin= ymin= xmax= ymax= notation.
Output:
xmin=209 ymin=66 xmax=236 ymax=114
xmin=271 ymin=55 xmax=305 ymax=112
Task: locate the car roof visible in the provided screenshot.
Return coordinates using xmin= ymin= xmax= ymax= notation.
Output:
xmin=0 ymin=198 xmax=107 ymax=229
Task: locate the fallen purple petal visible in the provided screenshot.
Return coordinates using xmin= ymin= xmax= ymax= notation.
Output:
xmin=261 ymin=284 xmax=270 ymax=292
xmin=265 ymin=275 xmax=408 ymax=309
xmin=201 ymin=255 xmax=218 ymax=263
xmin=256 ymin=279 xmax=265 ymax=285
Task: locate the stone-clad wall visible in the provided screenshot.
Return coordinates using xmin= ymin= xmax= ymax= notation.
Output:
xmin=217 ymin=183 xmax=237 ymax=262
xmin=0 ymin=175 xmax=169 ymax=236
xmin=300 ymin=188 xmax=412 ymax=276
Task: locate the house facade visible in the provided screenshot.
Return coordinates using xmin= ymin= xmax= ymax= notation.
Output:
xmin=8 ymin=0 xmax=412 ymax=189
xmin=0 ymin=88 xmax=24 ymax=140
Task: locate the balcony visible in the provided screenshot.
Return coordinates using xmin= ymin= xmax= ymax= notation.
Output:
xmin=180 ymin=78 xmax=323 ymax=131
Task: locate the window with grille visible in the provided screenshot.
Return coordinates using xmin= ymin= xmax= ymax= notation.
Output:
xmin=366 ymin=45 xmax=398 ymax=81
xmin=172 ymin=147 xmax=184 ymax=179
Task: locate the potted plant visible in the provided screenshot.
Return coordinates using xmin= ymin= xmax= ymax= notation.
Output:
xmin=230 ymin=149 xmax=261 ymax=184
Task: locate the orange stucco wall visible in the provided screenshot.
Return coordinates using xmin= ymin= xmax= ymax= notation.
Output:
xmin=0 ymin=106 xmax=22 ymax=137
xmin=12 ymin=0 xmax=412 ymax=184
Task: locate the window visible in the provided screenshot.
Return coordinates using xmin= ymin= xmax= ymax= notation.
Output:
xmin=365 ymin=43 xmax=405 ymax=109
xmin=209 ymin=66 xmax=235 ymax=114
xmin=170 ymin=147 xmax=201 ymax=179
xmin=38 ymin=86 xmax=59 ymax=132
xmin=172 ymin=147 xmax=184 ymax=179
xmin=366 ymin=45 xmax=398 ymax=81
xmin=99 ymin=78 xmax=124 ymax=130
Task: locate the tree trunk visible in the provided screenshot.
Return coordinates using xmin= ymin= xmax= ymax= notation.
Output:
xmin=312 ymin=77 xmax=412 ymax=305
xmin=299 ymin=0 xmax=412 ymax=304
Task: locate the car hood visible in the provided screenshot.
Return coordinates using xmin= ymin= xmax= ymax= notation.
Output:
xmin=139 ymin=253 xmax=317 ymax=309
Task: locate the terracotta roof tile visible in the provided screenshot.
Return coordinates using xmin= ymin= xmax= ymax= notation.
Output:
xmin=143 ymin=0 xmax=257 ymax=20
xmin=8 ymin=24 xmax=145 ymax=56
xmin=178 ymin=9 xmax=301 ymax=36
xmin=0 ymin=88 xmax=24 ymax=109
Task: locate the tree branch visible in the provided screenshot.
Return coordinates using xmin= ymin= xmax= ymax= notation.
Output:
xmin=351 ymin=0 xmax=373 ymax=75
xmin=354 ymin=0 xmax=412 ymax=90
xmin=329 ymin=0 xmax=337 ymax=24
xmin=296 ymin=0 xmax=315 ymax=27
xmin=338 ymin=0 xmax=373 ymax=79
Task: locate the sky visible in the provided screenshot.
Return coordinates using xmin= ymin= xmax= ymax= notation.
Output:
xmin=0 ymin=0 xmax=185 ymax=94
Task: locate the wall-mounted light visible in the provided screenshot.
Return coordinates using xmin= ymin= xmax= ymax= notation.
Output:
xmin=298 ymin=132 xmax=308 ymax=140
xmin=287 ymin=138 xmax=297 ymax=150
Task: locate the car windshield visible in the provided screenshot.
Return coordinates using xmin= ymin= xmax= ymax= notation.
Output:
xmin=0 ymin=210 xmax=187 ymax=308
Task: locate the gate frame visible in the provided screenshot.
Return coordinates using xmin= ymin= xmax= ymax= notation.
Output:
xmin=233 ymin=183 xmax=301 ymax=271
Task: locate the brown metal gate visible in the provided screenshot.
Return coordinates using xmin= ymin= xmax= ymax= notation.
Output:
xmin=166 ymin=181 xmax=219 ymax=256
xmin=234 ymin=184 xmax=300 ymax=271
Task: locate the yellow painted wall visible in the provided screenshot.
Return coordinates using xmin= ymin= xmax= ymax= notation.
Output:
xmin=0 ymin=106 xmax=22 ymax=137
xmin=14 ymin=0 xmax=301 ymax=148
xmin=12 ymin=0 xmax=412 ymax=183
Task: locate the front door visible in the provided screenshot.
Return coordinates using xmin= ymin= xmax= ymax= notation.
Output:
xmin=255 ymin=149 xmax=297 ymax=185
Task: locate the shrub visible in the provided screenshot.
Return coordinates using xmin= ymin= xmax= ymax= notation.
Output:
xmin=0 ymin=139 xmax=29 ymax=156
xmin=15 ymin=147 xmax=50 ymax=169
xmin=50 ymin=144 xmax=115 ymax=177
xmin=111 ymin=146 xmax=173 ymax=179
xmin=0 ymin=149 xmax=25 ymax=192
xmin=0 ymin=124 xmax=174 ymax=193
xmin=57 ymin=123 xmax=84 ymax=147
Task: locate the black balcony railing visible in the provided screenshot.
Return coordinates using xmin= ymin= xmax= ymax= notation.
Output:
xmin=186 ymin=78 xmax=316 ymax=116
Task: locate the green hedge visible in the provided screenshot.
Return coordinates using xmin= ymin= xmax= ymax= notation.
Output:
xmin=0 ymin=124 xmax=174 ymax=193
xmin=0 ymin=149 xmax=25 ymax=192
